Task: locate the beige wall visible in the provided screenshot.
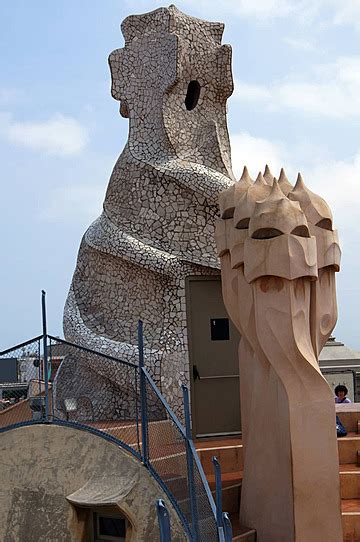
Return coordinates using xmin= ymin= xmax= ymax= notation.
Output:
xmin=0 ymin=424 xmax=185 ymax=542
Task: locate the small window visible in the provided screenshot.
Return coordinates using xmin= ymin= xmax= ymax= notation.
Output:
xmin=210 ymin=318 xmax=230 ymax=341
xmin=185 ymin=80 xmax=201 ymax=111
xmin=94 ymin=512 xmax=127 ymax=541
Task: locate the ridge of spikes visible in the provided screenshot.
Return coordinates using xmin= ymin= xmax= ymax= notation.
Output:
xmin=293 ymin=172 xmax=305 ymax=191
xmin=250 ymin=178 xmax=309 ymax=239
xmin=278 ymin=168 xmax=293 ymax=196
xmin=263 ymin=164 xmax=275 ymax=186
xmin=239 ymin=165 xmax=253 ymax=185
xmin=218 ymin=166 xmax=254 ymax=219
xmin=254 ymin=171 xmax=267 ymax=188
xmin=267 ymin=179 xmax=286 ymax=201
xmin=289 ymin=172 xmax=333 ymax=228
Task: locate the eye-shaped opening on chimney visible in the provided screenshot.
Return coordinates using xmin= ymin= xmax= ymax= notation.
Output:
xmin=252 ymin=228 xmax=283 ymax=239
xmin=315 ymin=218 xmax=332 ymax=231
xmin=222 ymin=208 xmax=235 ymax=219
xmin=185 ymin=80 xmax=201 ymax=111
xmin=236 ymin=218 xmax=250 ymax=229
xmin=291 ymin=225 xmax=310 ymax=238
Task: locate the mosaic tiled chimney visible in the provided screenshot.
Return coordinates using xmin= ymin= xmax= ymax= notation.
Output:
xmin=59 ymin=5 xmax=235 ymax=416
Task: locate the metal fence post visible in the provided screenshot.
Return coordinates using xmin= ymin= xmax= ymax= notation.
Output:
xmin=182 ymin=384 xmax=199 ymax=541
xmin=212 ymin=456 xmax=225 ymax=541
xmin=37 ymin=338 xmax=42 ymax=397
xmin=41 ymin=290 xmax=49 ymax=422
xmin=138 ymin=320 xmax=149 ymax=466
xmin=222 ymin=512 xmax=233 ymax=542
xmin=156 ymin=499 xmax=172 ymax=542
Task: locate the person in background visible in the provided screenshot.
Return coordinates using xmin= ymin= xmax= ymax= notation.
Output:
xmin=335 ymin=384 xmax=352 ymax=403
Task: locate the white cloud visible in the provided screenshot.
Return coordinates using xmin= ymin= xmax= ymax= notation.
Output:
xmin=283 ymin=37 xmax=316 ymax=51
xmin=306 ymin=152 xmax=360 ymax=230
xmin=331 ymin=0 xmax=360 ymax=27
xmin=137 ymin=0 xmax=360 ymax=26
xmin=230 ymin=131 xmax=292 ymax=179
xmin=42 ymin=184 xmax=104 ymax=222
xmin=0 ymin=113 xmax=88 ymax=156
xmin=234 ymin=82 xmax=271 ymax=102
xmin=131 ymin=0 xmax=300 ymax=20
xmin=37 ymin=153 xmax=114 ymax=224
xmin=216 ymin=0 xmax=297 ymax=19
xmin=176 ymin=0 xmax=319 ymax=21
xmin=235 ymin=56 xmax=360 ymax=118
xmin=230 ymin=130 xmax=360 ymax=238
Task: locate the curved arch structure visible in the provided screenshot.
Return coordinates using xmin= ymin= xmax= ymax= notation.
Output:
xmin=0 ymin=423 xmax=186 ymax=541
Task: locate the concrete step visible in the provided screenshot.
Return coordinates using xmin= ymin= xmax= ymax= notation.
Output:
xmin=94 ymin=418 xmax=176 ymax=450
xmin=341 ymin=498 xmax=360 ymax=542
xmin=207 ymin=470 xmax=243 ymax=489
xmin=338 ymin=433 xmax=360 ymax=464
xmin=336 ymin=404 xmax=360 ymax=433
xmin=196 ymin=440 xmax=243 ymax=476
xmin=233 ymin=529 xmax=257 ymax=541
xmin=207 ymin=471 xmax=242 ymax=515
xmin=230 ymin=515 xmax=256 ymax=541
xmin=340 ymin=464 xmax=360 ymax=499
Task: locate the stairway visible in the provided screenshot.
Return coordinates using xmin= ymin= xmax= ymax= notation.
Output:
xmin=337 ymin=405 xmax=360 ymax=542
xmin=195 ymin=405 xmax=360 ymax=542
xmin=195 ymin=438 xmax=253 ymax=541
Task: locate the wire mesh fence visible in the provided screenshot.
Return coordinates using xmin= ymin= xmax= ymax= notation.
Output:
xmin=0 ymin=337 xmax=45 ymax=428
xmin=49 ymin=336 xmax=142 ymax=456
xmin=146 ymin=376 xmax=191 ymax=526
xmin=144 ymin=370 xmax=219 ymax=541
xmin=191 ymin=453 xmax=220 ymax=541
xmin=0 ymin=329 xmax=224 ymax=541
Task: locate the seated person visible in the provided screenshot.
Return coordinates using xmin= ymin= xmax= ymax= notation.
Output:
xmin=334 ymin=384 xmax=352 ymax=403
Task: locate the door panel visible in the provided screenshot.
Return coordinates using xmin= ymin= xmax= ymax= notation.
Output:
xmin=186 ymin=276 xmax=241 ymax=437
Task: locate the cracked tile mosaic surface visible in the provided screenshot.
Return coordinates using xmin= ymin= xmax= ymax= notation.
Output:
xmin=58 ymin=5 xmax=235 ymax=417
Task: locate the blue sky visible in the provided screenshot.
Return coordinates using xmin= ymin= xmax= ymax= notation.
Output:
xmin=1 ymin=0 xmax=360 ymax=350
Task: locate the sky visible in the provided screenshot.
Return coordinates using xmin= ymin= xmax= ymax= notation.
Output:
xmin=1 ymin=0 xmax=360 ymax=350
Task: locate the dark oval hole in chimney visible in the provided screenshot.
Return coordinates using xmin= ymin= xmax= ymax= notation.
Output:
xmin=185 ymin=80 xmax=201 ymax=111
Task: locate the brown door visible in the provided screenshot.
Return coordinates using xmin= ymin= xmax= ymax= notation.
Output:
xmin=186 ymin=276 xmax=241 ymax=438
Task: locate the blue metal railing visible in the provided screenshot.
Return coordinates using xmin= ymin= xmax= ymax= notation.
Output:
xmin=0 ymin=299 xmax=232 ymax=540
xmin=157 ymin=499 xmax=172 ymax=541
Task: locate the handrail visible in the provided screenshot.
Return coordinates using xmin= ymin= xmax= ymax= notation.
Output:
xmin=0 ymin=335 xmax=43 ymax=356
xmin=156 ymin=499 xmax=172 ymax=542
xmin=188 ymin=438 xmax=218 ymax=517
xmin=223 ymin=512 xmax=233 ymax=542
xmin=142 ymin=366 xmax=187 ymax=440
xmin=143 ymin=366 xmax=220 ymax=538
xmin=47 ymin=335 xmax=138 ymax=369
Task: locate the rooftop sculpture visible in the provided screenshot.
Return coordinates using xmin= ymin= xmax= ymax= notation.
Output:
xmin=56 ymin=5 xmax=344 ymax=538
xmin=216 ymin=168 xmax=342 ymax=541
xmin=58 ymin=5 xmax=234 ymax=417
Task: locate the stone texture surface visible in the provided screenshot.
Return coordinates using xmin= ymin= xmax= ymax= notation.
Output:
xmin=0 ymin=424 xmax=185 ymax=542
xmin=59 ymin=5 xmax=234 ymax=418
xmin=216 ymin=167 xmax=343 ymax=541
